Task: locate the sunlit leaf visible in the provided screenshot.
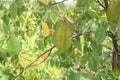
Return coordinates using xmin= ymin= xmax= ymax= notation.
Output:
xmin=95 ymin=26 xmax=106 ymax=43
xmin=7 ymin=35 xmax=22 ymax=54
xmin=41 ymin=22 xmax=50 ymax=37
xmin=9 ymin=2 xmax=17 ymax=19
xmin=88 ymin=55 xmax=98 ymax=72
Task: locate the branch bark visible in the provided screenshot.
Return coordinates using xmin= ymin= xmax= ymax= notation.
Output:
xmin=94 ymin=0 xmax=106 ymax=10
xmin=104 ymin=0 xmax=108 ymax=11
xmin=14 ymin=46 xmax=55 ymax=80
xmin=107 ymin=31 xmax=119 ymax=53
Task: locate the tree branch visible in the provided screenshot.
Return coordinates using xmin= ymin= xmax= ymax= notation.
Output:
xmin=94 ymin=0 xmax=106 ymax=11
xmin=14 ymin=46 xmax=55 ymax=80
xmin=70 ymin=30 xmax=82 ymax=39
xmin=107 ymin=31 xmax=119 ymax=54
xmin=14 ymin=29 xmax=83 ymax=80
xmin=104 ymin=0 xmax=108 ymax=12
xmin=31 ymin=47 xmax=53 ymax=66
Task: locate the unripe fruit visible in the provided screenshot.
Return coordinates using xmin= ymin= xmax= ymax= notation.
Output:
xmin=54 ymin=20 xmax=72 ymax=51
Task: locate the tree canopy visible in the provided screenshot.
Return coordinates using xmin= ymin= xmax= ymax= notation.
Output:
xmin=0 ymin=0 xmax=120 ymax=80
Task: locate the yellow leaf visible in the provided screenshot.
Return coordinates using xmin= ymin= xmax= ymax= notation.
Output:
xmin=41 ymin=22 xmax=50 ymax=37
xmin=39 ymin=0 xmax=49 ymax=5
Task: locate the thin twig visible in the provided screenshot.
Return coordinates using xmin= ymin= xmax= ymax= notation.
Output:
xmin=31 ymin=47 xmax=53 ymax=66
xmin=14 ymin=46 xmax=55 ymax=80
xmin=19 ymin=54 xmax=32 ymax=62
xmin=94 ymin=0 xmax=106 ymax=10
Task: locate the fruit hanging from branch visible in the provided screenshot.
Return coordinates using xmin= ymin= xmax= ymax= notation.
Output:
xmin=54 ymin=19 xmax=72 ymax=51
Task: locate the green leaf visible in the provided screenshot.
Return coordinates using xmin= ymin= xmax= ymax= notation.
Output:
xmin=49 ymin=10 xmax=58 ymax=24
xmin=88 ymin=55 xmax=98 ymax=72
xmin=2 ymin=15 xmax=9 ymax=25
xmin=95 ymin=26 xmax=106 ymax=43
xmin=58 ymin=3 xmax=65 ymax=12
xmin=15 ymin=0 xmax=24 ymax=9
xmin=9 ymin=2 xmax=17 ymax=19
xmin=11 ymin=54 xmax=19 ymax=64
xmin=17 ymin=6 xmax=25 ymax=16
xmin=7 ymin=35 xmax=22 ymax=54
xmin=67 ymin=71 xmax=75 ymax=80
xmin=91 ymin=43 xmax=102 ymax=57
xmin=81 ymin=52 xmax=89 ymax=65
xmin=86 ymin=10 xmax=97 ymax=19
xmin=73 ymin=37 xmax=81 ymax=50
xmin=0 ymin=51 xmax=7 ymax=63
xmin=43 ymin=10 xmax=49 ymax=21
xmin=36 ymin=39 xmax=45 ymax=50
xmin=67 ymin=71 xmax=98 ymax=80
xmin=110 ymin=23 xmax=117 ymax=33
xmin=0 ymin=74 xmax=8 ymax=80
xmin=0 ymin=71 xmax=8 ymax=80
xmin=78 ymin=72 xmax=98 ymax=80
xmin=0 ymin=19 xmax=7 ymax=33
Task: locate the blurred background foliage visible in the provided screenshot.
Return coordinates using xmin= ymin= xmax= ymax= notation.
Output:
xmin=0 ymin=0 xmax=119 ymax=80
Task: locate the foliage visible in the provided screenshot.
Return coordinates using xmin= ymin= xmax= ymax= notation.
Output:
xmin=0 ymin=0 xmax=120 ymax=80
